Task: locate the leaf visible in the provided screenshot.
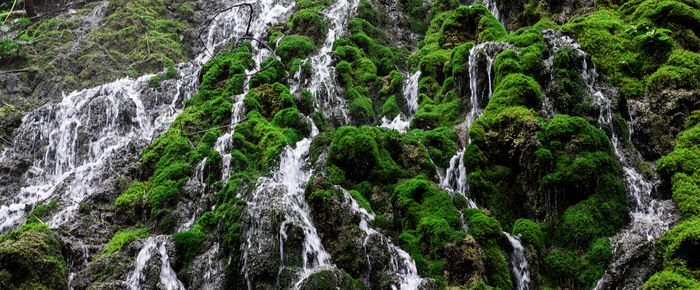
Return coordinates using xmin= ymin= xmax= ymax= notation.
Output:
xmin=657 ymin=35 xmax=670 ymax=41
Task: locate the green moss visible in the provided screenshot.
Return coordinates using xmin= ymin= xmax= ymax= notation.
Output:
xmin=28 ymin=200 xmax=57 ymax=221
xmin=348 ymin=190 xmax=372 ymax=213
xmin=483 ymin=246 xmax=513 ymax=289
xmin=102 ymin=228 xmax=148 ymax=254
xmin=467 ymin=210 xmax=502 ymax=246
xmin=115 ymin=181 xmax=150 ymax=209
xmin=512 ymin=218 xmax=544 ymax=250
xmin=349 ymin=95 xmax=375 ymax=125
xmin=485 ymin=73 xmax=542 ymax=110
xmin=172 ymin=227 xmax=206 ymax=269
xmin=0 ymin=223 xmax=67 ymax=289
xmin=392 ymin=178 xmax=462 ymax=239
xmin=416 ymin=127 xmax=458 ymax=168
xmin=276 ymin=35 xmax=316 ymax=64
xmin=545 ymin=248 xmax=581 ymax=284
xmin=380 ymin=95 xmax=400 ymax=119
xmin=493 ymin=49 xmax=522 ymax=86
xmin=69 ymin=0 xmax=190 ymax=87
xmin=438 ymin=5 xmax=505 ymax=49
xmin=272 ymin=107 xmax=311 ymax=139
xmin=645 ymin=270 xmax=700 ymax=290
xmin=647 ymin=49 xmax=700 ymax=92
xmin=419 ymin=49 xmax=451 ymax=84
xmin=328 ymin=127 xmax=380 ymax=182
xmin=290 ymin=9 xmax=327 ymax=44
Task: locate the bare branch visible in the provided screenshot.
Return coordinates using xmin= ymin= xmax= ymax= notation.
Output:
xmin=196 ymin=3 xmax=254 ymax=59
xmin=0 ymin=68 xmax=33 ymax=74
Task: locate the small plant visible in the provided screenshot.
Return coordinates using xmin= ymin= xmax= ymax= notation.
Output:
xmin=0 ymin=17 xmax=31 ymax=64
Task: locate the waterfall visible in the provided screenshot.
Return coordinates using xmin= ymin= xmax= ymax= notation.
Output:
xmin=211 ymin=0 xmax=296 ymax=185
xmin=307 ymin=0 xmax=361 ymax=125
xmin=128 ymin=235 xmax=185 ymax=290
xmin=481 ymin=0 xmax=503 ymax=27
xmin=0 ymin=0 xmax=268 ymax=234
xmin=337 ymin=189 xmax=426 ymax=289
xmin=0 ymin=70 xmax=195 ymax=232
xmin=240 ymin=134 xmax=333 ymax=289
xmin=544 ymin=30 xmax=679 ymax=288
xmin=540 ymin=30 xmax=586 ymax=118
xmin=439 ymin=42 xmax=511 ymax=205
xmin=66 ymin=238 xmax=90 ymax=290
xmin=504 ymin=232 xmax=531 ymax=290
xmin=379 ymin=70 xmax=421 ymax=132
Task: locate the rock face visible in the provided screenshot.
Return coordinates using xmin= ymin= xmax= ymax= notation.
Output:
xmin=631 ymin=89 xmax=700 ymax=160
xmin=0 ymin=0 xmax=698 ymax=289
xmin=443 ymin=235 xmax=486 ymax=287
xmin=496 ymin=0 xmax=596 ymax=32
xmin=0 ymin=224 xmax=67 ymax=289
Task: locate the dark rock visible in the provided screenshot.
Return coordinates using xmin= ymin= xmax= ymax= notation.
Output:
xmin=443 ymin=235 xmax=486 ymax=287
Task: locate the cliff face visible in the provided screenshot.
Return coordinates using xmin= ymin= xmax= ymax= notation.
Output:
xmin=0 ymin=0 xmax=698 ymax=289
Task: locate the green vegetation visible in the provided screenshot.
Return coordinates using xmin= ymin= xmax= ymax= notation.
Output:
xmin=102 ymin=228 xmax=149 ymax=255
xmin=0 ymin=223 xmax=67 ymax=289
xmin=648 ymin=111 xmax=700 ymax=288
xmin=3 ymin=0 xmax=690 ymax=288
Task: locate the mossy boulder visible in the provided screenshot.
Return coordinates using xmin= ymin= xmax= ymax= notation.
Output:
xmin=290 ymin=9 xmax=327 ymax=44
xmin=298 ymin=269 xmax=365 ymax=289
xmin=0 ymin=223 xmax=67 ymax=289
xmin=439 ymin=5 xmax=506 ymax=49
xmin=442 ymin=235 xmax=486 ymax=287
xmin=276 ymin=35 xmax=316 ymax=64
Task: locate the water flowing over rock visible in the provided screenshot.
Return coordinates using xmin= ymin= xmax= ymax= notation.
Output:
xmin=552 ymin=31 xmax=680 ymax=289
xmin=307 ymin=0 xmax=361 ymax=126
xmin=0 ymin=71 xmax=194 ymax=232
xmin=337 ymin=188 xmax=430 ymax=289
xmin=239 ymin=135 xmax=333 ymax=289
xmin=0 ymin=1 xmax=693 ymax=289
xmin=439 ymin=42 xmax=513 ymax=205
xmin=0 ymin=0 xmax=269 ymax=234
xmin=127 ymin=235 xmax=185 ymax=290
xmin=504 ymin=232 xmax=531 ymax=290
xmin=380 ymin=70 xmax=421 ymax=132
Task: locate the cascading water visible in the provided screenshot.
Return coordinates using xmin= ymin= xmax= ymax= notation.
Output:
xmin=306 ymin=0 xmax=360 ymax=125
xmin=128 ymin=235 xmax=185 ymax=290
xmin=435 ymin=41 xmax=532 ymax=289
xmin=380 ymin=70 xmax=421 ymax=132
xmin=338 ymin=188 xmax=426 ymax=289
xmin=0 ymin=70 xmax=196 ymax=232
xmin=0 ymin=0 xmax=263 ymax=234
xmin=481 ymin=0 xmax=503 ymax=26
xmin=439 ymin=42 xmax=512 ymax=205
xmin=540 ymin=30 xmax=680 ymax=288
xmin=240 ymin=130 xmax=334 ymax=289
xmin=212 ymin=0 xmax=296 ymax=184
xmin=504 ymin=232 xmax=531 ymax=290
xmin=235 ymin=1 xmax=370 ymax=288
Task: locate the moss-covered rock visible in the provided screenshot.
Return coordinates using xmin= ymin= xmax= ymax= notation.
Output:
xmin=0 ymin=223 xmax=67 ymax=289
xmin=298 ymin=269 xmax=365 ymax=289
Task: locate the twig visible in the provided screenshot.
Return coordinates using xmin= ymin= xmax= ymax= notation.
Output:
xmin=196 ymin=3 xmax=254 ymax=59
xmin=28 ymin=1 xmax=83 ymax=21
xmin=0 ymin=135 xmax=12 ymax=145
xmin=2 ymin=0 xmax=17 ymax=24
xmin=0 ymin=68 xmax=33 ymax=74
xmin=0 ymin=10 xmax=26 ymax=18
xmin=32 ymin=215 xmax=47 ymax=225
xmin=183 ymin=121 xmax=243 ymax=137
